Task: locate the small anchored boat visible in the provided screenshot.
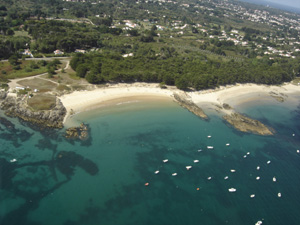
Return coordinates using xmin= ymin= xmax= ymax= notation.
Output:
xmin=186 ymin=166 xmax=192 ymax=170
xmin=163 ymin=159 xmax=168 ymax=163
xmin=228 ymin=188 xmax=236 ymax=192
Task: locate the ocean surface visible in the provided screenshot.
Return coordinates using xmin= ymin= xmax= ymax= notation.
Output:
xmin=1 ymin=96 xmax=300 ymax=225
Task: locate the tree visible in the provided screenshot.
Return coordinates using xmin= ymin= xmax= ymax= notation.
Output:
xmin=175 ymin=77 xmax=189 ymax=90
xmin=7 ymin=29 xmax=14 ymax=35
xmin=47 ymin=67 xmax=55 ymax=77
xmin=140 ymin=35 xmax=154 ymax=42
xmin=8 ymin=55 xmax=19 ymax=66
xmin=192 ymin=27 xmax=198 ymax=34
xmin=76 ymin=64 xmax=89 ymax=78
xmin=128 ymin=29 xmax=139 ymax=36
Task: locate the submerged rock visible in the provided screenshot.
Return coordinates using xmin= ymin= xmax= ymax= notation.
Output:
xmin=56 ymin=151 xmax=98 ymax=176
xmin=173 ymin=94 xmax=208 ymax=120
xmin=269 ymin=91 xmax=286 ymax=102
xmin=223 ymin=113 xmax=274 ymax=135
xmin=65 ymin=123 xmax=89 ymax=141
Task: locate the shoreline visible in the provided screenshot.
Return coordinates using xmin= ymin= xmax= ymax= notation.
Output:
xmin=59 ymin=83 xmax=176 ymax=123
xmin=59 ymin=82 xmax=300 ymax=124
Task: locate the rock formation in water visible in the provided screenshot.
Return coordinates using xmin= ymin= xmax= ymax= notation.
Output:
xmin=173 ymin=93 xmax=208 ymax=120
xmin=65 ymin=123 xmax=89 ymax=140
xmin=223 ymin=112 xmax=274 ymax=135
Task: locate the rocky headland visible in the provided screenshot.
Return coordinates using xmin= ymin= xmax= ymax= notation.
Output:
xmin=0 ymin=95 xmax=66 ymax=129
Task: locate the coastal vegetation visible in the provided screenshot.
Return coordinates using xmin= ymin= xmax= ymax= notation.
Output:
xmin=0 ymin=0 xmax=299 ymax=90
xmin=69 ymin=52 xmax=298 ymax=90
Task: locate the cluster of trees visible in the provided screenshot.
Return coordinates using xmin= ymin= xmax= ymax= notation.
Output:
xmin=26 ymin=20 xmax=101 ymax=53
xmin=0 ymin=36 xmax=30 ymax=59
xmin=70 ymin=52 xmax=299 ymax=90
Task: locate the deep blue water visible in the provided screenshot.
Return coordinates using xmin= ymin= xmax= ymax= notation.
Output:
xmin=1 ymin=97 xmax=300 ymax=225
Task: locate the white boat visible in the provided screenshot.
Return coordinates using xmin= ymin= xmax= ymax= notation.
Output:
xmin=228 ymin=188 xmax=236 ymax=192
xmin=197 ymin=149 xmax=202 ymax=152
xmin=230 ymin=169 xmax=236 ymax=173
xmin=243 ymin=155 xmax=247 ymax=158
xmin=163 ymin=159 xmax=168 ymax=163
xmin=226 ymin=143 xmax=230 ymax=146
xmin=207 ymin=176 xmax=212 ymax=180
xmin=207 ymin=146 xmax=214 ymax=149
xmin=186 ymin=166 xmax=192 ymax=170
xmin=224 ymin=176 xmax=229 ymax=180
xmin=278 ymin=192 xmax=281 ymax=197
xmin=154 ymin=170 xmax=159 ymax=174
xmin=207 ymin=135 xmax=212 ymax=138
xmin=257 ymin=166 xmax=260 ymax=170
xmin=172 ymin=173 xmax=177 ymax=176
xmin=297 ymin=150 xmax=299 ymax=153
xmin=247 ymin=152 xmax=250 ymax=155
xmin=10 ymin=158 xmax=17 ymax=163
xmin=256 ymin=176 xmax=260 ymax=180
xmin=292 ymin=133 xmax=295 ymax=136
xmin=193 ymin=160 xmax=199 ymax=163
xmin=250 ymin=194 xmax=255 ymax=198
xmin=267 ymin=160 xmax=271 ymax=164
xmin=255 ymin=221 xmax=263 ymax=225
xmin=273 ymin=176 xmax=276 ymax=182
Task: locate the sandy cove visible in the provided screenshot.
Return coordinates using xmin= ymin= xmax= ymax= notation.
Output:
xmin=59 ymin=83 xmax=176 ymax=122
xmin=59 ymin=82 xmax=300 ymax=125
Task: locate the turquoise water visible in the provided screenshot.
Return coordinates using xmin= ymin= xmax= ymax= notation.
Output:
xmin=1 ymin=97 xmax=300 ymax=225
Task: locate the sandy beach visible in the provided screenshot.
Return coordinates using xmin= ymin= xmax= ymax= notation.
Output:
xmin=59 ymin=83 xmax=176 ymax=122
xmin=59 ymin=82 xmax=300 ymax=123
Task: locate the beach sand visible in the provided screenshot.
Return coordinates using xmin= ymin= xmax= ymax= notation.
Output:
xmin=59 ymin=82 xmax=300 ymax=123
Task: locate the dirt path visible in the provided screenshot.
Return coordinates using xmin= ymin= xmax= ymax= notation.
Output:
xmin=8 ymin=59 xmax=70 ymax=91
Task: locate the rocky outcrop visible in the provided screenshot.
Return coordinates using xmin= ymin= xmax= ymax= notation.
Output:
xmin=173 ymin=93 xmax=208 ymax=120
xmin=0 ymin=91 xmax=7 ymax=100
xmin=65 ymin=123 xmax=89 ymax=140
xmin=223 ymin=113 xmax=274 ymax=135
xmin=269 ymin=91 xmax=286 ymax=102
xmin=0 ymin=96 xmax=66 ymax=129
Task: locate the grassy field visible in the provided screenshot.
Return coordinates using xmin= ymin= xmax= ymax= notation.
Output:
xmin=27 ymin=94 xmax=56 ymax=111
xmin=18 ymin=78 xmax=57 ymax=92
xmin=13 ymin=30 xmax=31 ymax=38
xmin=0 ymin=61 xmax=48 ymax=79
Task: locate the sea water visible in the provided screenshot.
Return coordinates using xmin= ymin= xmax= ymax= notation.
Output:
xmin=1 ymin=96 xmax=300 ymax=225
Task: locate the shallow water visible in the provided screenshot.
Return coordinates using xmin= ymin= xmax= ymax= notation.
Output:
xmin=1 ymin=97 xmax=300 ymax=225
